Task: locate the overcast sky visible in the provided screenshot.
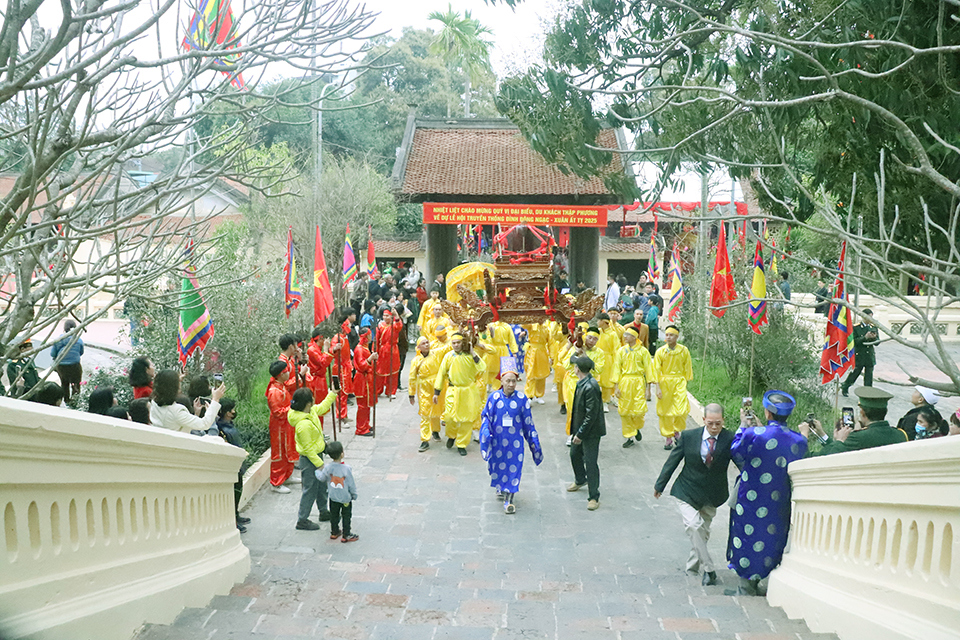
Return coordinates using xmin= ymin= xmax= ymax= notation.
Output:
xmin=356 ymin=0 xmax=562 ymax=77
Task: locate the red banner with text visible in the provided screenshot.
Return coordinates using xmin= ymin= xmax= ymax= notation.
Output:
xmin=424 ymin=202 xmax=607 ymax=227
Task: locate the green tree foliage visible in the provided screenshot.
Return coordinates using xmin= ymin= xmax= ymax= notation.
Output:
xmin=428 ymin=6 xmax=495 ymax=117
xmin=496 ymin=0 xmax=960 ymax=241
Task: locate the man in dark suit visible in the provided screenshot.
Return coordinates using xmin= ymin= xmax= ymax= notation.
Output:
xmin=567 ymin=356 xmax=606 ymax=511
xmin=654 ymin=404 xmax=734 ymax=586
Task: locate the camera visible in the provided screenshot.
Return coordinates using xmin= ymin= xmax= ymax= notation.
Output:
xmin=742 ymin=397 xmax=752 ymax=408
xmin=331 ymin=375 xmax=341 ymax=392
xmin=806 ymin=412 xmax=815 ymax=424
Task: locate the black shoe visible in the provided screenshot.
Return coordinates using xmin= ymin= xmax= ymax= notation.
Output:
xmin=296 ymin=519 xmax=320 ymax=531
xmin=702 ymin=571 xmax=717 ymax=586
xmin=237 ymin=522 xmax=247 ymax=533
xmin=318 ymin=511 xmax=331 ymax=522
xmin=560 ymin=405 xmax=567 ymax=415
xmin=622 ymin=439 xmax=635 ymax=448
xmin=446 ymin=438 xmax=455 ymax=449
xmin=237 ymin=516 xmax=251 ymax=525
xmin=356 ymin=431 xmax=374 ymax=437
xmin=458 ymin=447 xmax=467 ymax=456
xmin=841 ymin=388 xmax=849 ymax=398
xmin=418 ymin=441 xmax=430 ymax=452
xmin=635 ymin=432 xmax=643 ymax=442
xmin=432 ymin=432 xmax=441 ymax=441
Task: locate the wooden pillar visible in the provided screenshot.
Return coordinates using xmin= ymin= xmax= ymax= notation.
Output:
xmin=425 ymin=223 xmax=458 ymax=284
xmin=569 ymin=227 xmax=600 ymax=293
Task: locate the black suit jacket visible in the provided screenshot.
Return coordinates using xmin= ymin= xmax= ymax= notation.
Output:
xmin=654 ymin=427 xmax=733 ymax=510
xmin=571 ymin=374 xmax=606 ymax=440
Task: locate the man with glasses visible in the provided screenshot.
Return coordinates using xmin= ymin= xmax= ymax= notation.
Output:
xmin=654 ymin=404 xmax=734 ymax=586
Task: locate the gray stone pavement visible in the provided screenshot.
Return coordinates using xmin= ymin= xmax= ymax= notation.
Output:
xmin=137 ymin=372 xmax=838 ymax=640
xmin=867 ymin=340 xmax=959 ymax=422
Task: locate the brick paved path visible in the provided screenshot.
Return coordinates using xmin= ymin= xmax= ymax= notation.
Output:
xmin=137 ymin=373 xmax=838 ymax=640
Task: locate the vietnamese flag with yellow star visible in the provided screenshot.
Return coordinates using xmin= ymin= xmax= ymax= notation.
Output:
xmin=709 ymin=222 xmax=736 ymax=317
xmin=313 ymin=225 xmax=335 ymax=325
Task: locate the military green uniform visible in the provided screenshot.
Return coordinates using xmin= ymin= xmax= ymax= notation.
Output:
xmin=841 ymin=322 xmax=879 ymax=393
xmin=812 ymin=420 xmax=907 ymax=456
xmin=6 ymin=358 xmax=40 ymax=398
xmin=812 ymin=387 xmax=906 ymax=455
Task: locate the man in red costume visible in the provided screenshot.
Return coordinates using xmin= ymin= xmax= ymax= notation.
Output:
xmin=330 ymin=317 xmax=354 ymax=422
xmin=376 ymin=307 xmax=402 ymax=398
xmin=353 ymin=328 xmax=377 ymax=436
xmin=266 ymin=360 xmax=298 ymax=493
xmin=278 ymin=333 xmax=306 ymax=394
xmin=307 ymin=327 xmax=333 ymax=424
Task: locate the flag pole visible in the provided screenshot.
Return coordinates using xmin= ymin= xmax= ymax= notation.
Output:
xmin=326 ymin=359 xmax=337 ymax=441
xmin=371 ymin=325 xmax=378 ymax=438
xmin=748 ymin=331 xmax=756 ymax=399
xmin=699 ymin=313 xmax=710 ymax=393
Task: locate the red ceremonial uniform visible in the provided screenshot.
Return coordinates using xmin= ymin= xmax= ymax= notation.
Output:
xmin=265 ymin=378 xmax=296 ymax=486
xmin=330 ymin=331 xmax=352 ymax=420
xmin=278 ymin=352 xmax=301 ymax=394
xmin=376 ymin=317 xmax=402 ymax=397
xmin=307 ymin=339 xmax=333 ymax=421
xmin=353 ymin=339 xmax=376 ymax=435
xmin=132 ymin=384 xmax=152 ymax=400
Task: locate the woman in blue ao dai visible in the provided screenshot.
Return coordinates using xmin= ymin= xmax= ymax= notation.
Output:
xmin=480 ymin=365 xmax=543 ymax=514
xmin=727 ymin=390 xmax=807 ymax=595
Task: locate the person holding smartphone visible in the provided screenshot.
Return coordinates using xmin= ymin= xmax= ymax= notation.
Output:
xmin=799 ymin=387 xmax=907 ymax=455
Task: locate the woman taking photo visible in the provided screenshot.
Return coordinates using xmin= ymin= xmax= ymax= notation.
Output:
xmin=150 ymin=369 xmax=224 ymax=433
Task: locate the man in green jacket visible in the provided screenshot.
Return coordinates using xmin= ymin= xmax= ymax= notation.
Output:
xmin=800 ymin=387 xmax=907 ymax=455
xmin=841 ymin=309 xmax=879 ymax=397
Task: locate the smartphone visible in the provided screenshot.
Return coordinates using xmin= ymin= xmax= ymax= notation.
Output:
xmin=213 ymin=373 xmax=223 ymax=387
xmin=742 ymin=397 xmax=752 ymax=408
xmin=331 ymin=375 xmax=341 ymax=391
xmin=842 ymin=406 xmax=855 ymax=427
xmin=806 ymin=412 xmax=815 ymax=424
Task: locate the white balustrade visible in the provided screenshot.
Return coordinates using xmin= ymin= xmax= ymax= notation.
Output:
xmin=767 ymin=436 xmax=960 ymax=640
xmin=0 ymin=397 xmax=250 ymax=640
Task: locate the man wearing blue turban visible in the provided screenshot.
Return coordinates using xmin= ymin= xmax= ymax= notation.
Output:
xmin=727 ymin=390 xmax=808 ymax=595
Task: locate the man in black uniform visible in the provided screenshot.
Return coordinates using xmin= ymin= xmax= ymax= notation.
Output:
xmin=841 ymin=309 xmax=879 ymax=397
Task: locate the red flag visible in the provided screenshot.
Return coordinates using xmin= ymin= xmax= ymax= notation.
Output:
xmin=709 ymin=223 xmax=736 ymax=317
xmin=313 ymin=225 xmax=335 ymax=326
xmin=819 ymin=242 xmax=855 ymax=384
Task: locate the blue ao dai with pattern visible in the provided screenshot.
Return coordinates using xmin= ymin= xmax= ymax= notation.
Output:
xmin=479 ymin=390 xmax=543 ymax=492
xmin=727 ymin=420 xmax=808 ymax=580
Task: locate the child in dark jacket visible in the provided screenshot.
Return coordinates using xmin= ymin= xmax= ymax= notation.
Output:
xmin=315 ymin=441 xmax=359 ymax=542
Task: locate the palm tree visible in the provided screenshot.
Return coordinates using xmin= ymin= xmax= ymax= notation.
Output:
xmin=428 ymin=5 xmax=494 ymax=118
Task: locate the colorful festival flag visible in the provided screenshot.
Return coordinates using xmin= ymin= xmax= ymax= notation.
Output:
xmin=366 ymin=226 xmax=377 ymax=278
xmin=181 ymin=0 xmax=246 ymax=89
xmin=647 ymin=233 xmax=661 ymax=287
xmin=177 ymin=242 xmax=214 ymax=366
xmin=747 ymin=240 xmax=768 ymax=334
xmin=342 ymin=224 xmax=358 ymax=287
xmin=666 ymin=244 xmax=684 ymax=321
xmin=709 ymin=223 xmax=736 ymax=317
xmin=819 ymin=242 xmax=856 ymax=384
xmin=314 ymin=225 xmax=335 ymax=326
xmin=284 ymin=227 xmax=301 ymax=317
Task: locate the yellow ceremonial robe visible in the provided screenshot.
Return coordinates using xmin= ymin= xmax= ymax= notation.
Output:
xmin=417 ymin=298 xmax=443 ymax=329
xmin=583 ymin=346 xmax=608 ymax=387
xmin=652 ymin=343 xmax=693 ymax=437
xmin=486 ymin=321 xmax=518 ymax=389
xmin=435 ymin=351 xmax=486 ymax=424
xmin=560 ymin=346 xmax=578 ymax=434
xmin=423 ymin=315 xmax=452 ymax=342
xmin=613 ymin=344 xmax=655 ymax=439
xmin=598 ymin=326 xmax=619 ymax=400
xmin=555 ymin=339 xmax=572 ymax=405
xmin=523 ymin=324 xmax=551 ymax=397
xmin=409 ymin=350 xmax=443 ymax=419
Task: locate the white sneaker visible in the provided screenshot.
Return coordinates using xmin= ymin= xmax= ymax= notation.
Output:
xmin=473 ymin=431 xmax=480 ymax=443
xmin=270 ymin=485 xmax=291 ymax=494
xmin=603 ymin=405 xmax=610 ymax=413
xmin=285 ymin=476 xmax=301 ymax=485
xmin=550 ymin=385 xmax=557 ymax=392
xmin=536 ymin=398 xmax=545 ymax=405
xmin=565 ymin=435 xmax=573 ymax=446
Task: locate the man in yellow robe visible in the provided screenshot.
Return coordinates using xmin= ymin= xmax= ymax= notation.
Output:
xmin=652 ymin=324 xmax=694 ymax=450
xmin=580 ymin=326 xmax=609 ymax=412
xmin=607 ymin=309 xmax=625 ymax=341
xmin=409 ymin=337 xmax=443 ymax=452
xmin=613 ymin=325 xmax=655 ymax=448
xmin=522 ymin=323 xmax=551 ymax=403
xmin=430 ymin=323 xmax=452 ymax=356
xmin=485 ymin=320 xmax=518 ymax=390
xmin=416 ymin=288 xmax=443 ymax=332
xmin=422 ymin=304 xmax=452 ymax=343
xmin=596 ymin=313 xmax=620 ymax=407
xmin=434 ymin=332 xmax=486 ymax=456
xmin=555 ymin=333 xmax=573 ymax=412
